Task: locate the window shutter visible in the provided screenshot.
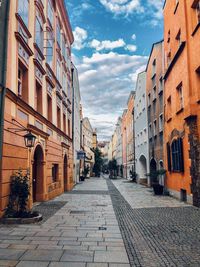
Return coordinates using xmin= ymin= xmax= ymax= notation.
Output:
xmin=178 ymin=138 xmax=184 ymax=172
xmin=167 ymin=142 xmax=171 ymax=172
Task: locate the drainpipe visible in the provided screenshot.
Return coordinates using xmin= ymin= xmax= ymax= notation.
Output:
xmin=0 ymin=1 xmax=10 ymax=182
xmin=71 ymin=65 xmax=75 ymax=183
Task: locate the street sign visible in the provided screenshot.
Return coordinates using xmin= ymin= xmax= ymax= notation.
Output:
xmin=77 ymin=150 xmax=85 ymax=160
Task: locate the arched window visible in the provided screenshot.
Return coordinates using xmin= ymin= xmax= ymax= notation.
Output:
xmin=35 ymin=9 xmax=44 ymax=52
xmin=18 ymin=0 xmax=29 ymax=27
xmin=171 ymin=138 xmax=184 ymax=172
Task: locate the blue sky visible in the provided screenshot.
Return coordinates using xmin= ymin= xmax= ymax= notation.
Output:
xmin=65 ymin=0 xmax=164 ymax=140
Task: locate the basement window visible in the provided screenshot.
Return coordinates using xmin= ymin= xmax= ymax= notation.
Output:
xmin=52 ymin=164 xmax=59 ymax=183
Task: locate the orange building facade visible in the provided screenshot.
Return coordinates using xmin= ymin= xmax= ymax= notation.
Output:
xmin=163 ymin=0 xmax=200 ymax=205
xmin=0 ymin=0 xmax=74 ymax=216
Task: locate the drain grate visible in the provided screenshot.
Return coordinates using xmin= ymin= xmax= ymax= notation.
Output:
xmin=70 ymin=210 xmax=89 ymax=214
xmin=99 ymin=226 xmax=107 ymax=230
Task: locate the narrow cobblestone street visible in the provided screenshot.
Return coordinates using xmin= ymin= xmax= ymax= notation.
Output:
xmin=0 ymin=177 xmax=200 ymax=267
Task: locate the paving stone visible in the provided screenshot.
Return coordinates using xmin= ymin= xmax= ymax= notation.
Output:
xmin=20 ymin=250 xmax=63 ymax=261
xmin=89 ymin=246 xmax=107 ymax=251
xmin=109 ymin=264 xmax=131 ymax=267
xmin=49 ymin=262 xmax=86 ymax=267
xmin=63 ymin=245 xmax=88 ymax=250
xmin=0 ymin=260 xmax=18 ymax=266
xmin=94 ymin=251 xmax=129 ymax=263
xmin=16 ymin=261 xmax=49 ymax=267
xmin=87 ymin=263 xmax=108 ymax=267
xmin=9 ymin=244 xmax=37 ymax=250
xmin=60 ymin=250 xmax=94 ymax=262
xmin=0 ymin=249 xmax=26 ymax=260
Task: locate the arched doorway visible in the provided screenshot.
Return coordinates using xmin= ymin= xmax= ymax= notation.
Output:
xmin=32 ymin=145 xmax=44 ymax=202
xmin=63 ymin=155 xmax=68 ymax=191
xmin=139 ymin=155 xmax=147 ymax=180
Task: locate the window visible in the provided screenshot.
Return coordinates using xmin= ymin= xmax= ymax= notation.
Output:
xmin=35 ymin=11 xmax=44 ymax=52
xmin=171 ymin=138 xmax=184 ymax=172
xmin=46 ymin=31 xmax=53 ymax=67
xmin=48 ymin=0 xmax=54 ymax=27
xmin=153 ymin=86 xmax=156 ymax=100
xmin=159 ymin=93 xmax=163 ymax=109
xmin=167 ymin=51 xmax=171 ymax=66
xmin=159 ymin=114 xmax=163 ymax=132
xmin=167 ymin=30 xmax=170 ymax=43
xmin=18 ymin=0 xmax=29 ymax=27
xmin=167 ymin=96 xmax=172 ymax=120
xmin=153 ymin=120 xmax=157 ymax=136
xmin=148 ymin=93 xmax=151 ymax=106
xmin=63 ymin=113 xmax=66 ymax=133
xmin=47 ymin=95 xmax=52 ymax=122
xmin=159 ymin=77 xmax=163 ymax=93
xmin=152 ymin=59 xmax=156 ymax=77
xmin=56 ymin=59 xmax=61 ymax=83
xmin=35 ymin=81 xmax=42 ymax=114
xmin=57 ymin=21 xmax=61 ymax=47
xmin=68 ymin=119 xmax=70 ymax=136
xmin=176 ymin=29 xmax=181 ymax=47
xmin=62 ymin=35 xmax=66 ymax=60
xmin=57 ymin=107 xmax=61 ymax=128
xmin=67 ymin=80 xmax=71 ymax=100
xmin=176 ymin=82 xmax=184 ymax=111
xmin=52 ymin=164 xmax=59 ymax=183
xmin=62 ymin=73 xmax=67 ymax=94
xmin=149 ymin=123 xmax=152 ymax=139
xmin=18 ymin=62 xmax=28 ymax=102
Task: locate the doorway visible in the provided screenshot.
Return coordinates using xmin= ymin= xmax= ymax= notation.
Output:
xmin=63 ymin=154 xmax=68 ymax=191
xmin=32 ymin=145 xmax=44 ymax=202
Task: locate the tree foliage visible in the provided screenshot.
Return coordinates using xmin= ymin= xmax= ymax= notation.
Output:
xmin=93 ymin=148 xmax=103 ymax=177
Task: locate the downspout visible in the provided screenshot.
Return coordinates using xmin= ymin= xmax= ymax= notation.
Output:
xmin=71 ymin=66 xmax=75 ymax=182
xmin=0 ymin=0 xmax=10 ymax=212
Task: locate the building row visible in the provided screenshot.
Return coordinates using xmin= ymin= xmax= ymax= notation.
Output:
xmin=0 ymin=0 xmax=96 ymax=217
xmin=109 ymin=0 xmax=200 ymax=206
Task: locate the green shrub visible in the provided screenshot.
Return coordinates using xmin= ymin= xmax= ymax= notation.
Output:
xmin=5 ymin=169 xmax=30 ymax=218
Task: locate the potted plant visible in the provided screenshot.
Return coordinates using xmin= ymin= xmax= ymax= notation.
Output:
xmin=2 ymin=169 xmax=42 ymax=224
xmin=146 ymin=169 xmax=166 ymax=195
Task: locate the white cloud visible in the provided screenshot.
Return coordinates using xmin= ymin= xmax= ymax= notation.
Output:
xmin=72 ymin=27 xmax=88 ymax=50
xmin=76 ymin=52 xmax=147 ymax=140
xmin=131 ymin=34 xmax=136 ymax=40
xmin=125 ymin=44 xmax=137 ymax=52
xmin=90 ymin=38 xmax=126 ymax=51
xmin=99 ymin=0 xmax=143 ymax=16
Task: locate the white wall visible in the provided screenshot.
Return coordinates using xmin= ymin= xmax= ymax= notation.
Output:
xmin=134 ymin=71 xmax=150 ymax=184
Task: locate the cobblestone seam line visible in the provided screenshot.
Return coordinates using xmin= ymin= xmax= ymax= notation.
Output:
xmin=106 ymin=179 xmax=200 ymax=267
xmin=66 ymin=190 xmax=109 ymax=195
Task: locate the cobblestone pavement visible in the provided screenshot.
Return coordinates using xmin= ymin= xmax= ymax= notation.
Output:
xmin=0 ymin=177 xmax=200 ymax=267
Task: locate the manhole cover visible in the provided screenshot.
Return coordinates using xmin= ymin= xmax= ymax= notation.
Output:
xmin=99 ymin=226 xmax=107 ymax=230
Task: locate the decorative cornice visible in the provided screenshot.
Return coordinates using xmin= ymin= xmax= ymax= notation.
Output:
xmin=33 ymin=58 xmax=46 ymax=75
xmin=15 ymin=32 xmax=34 ymax=57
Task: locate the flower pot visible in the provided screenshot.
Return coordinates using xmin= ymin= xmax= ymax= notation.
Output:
xmin=152 ymin=184 xmax=164 ymax=195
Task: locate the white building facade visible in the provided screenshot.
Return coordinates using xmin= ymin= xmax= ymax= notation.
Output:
xmin=82 ymin=117 xmax=95 ymax=176
xmin=72 ymin=64 xmax=81 ymax=184
xmin=134 ymin=71 xmax=150 ymax=184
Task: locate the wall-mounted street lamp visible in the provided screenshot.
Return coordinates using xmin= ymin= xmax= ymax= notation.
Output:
xmin=8 ymin=119 xmax=36 ymax=148
xmin=24 ymin=132 xmax=36 ymax=148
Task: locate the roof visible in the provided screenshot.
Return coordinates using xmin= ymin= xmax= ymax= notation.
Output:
xmin=145 ymin=40 xmax=164 ymax=72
